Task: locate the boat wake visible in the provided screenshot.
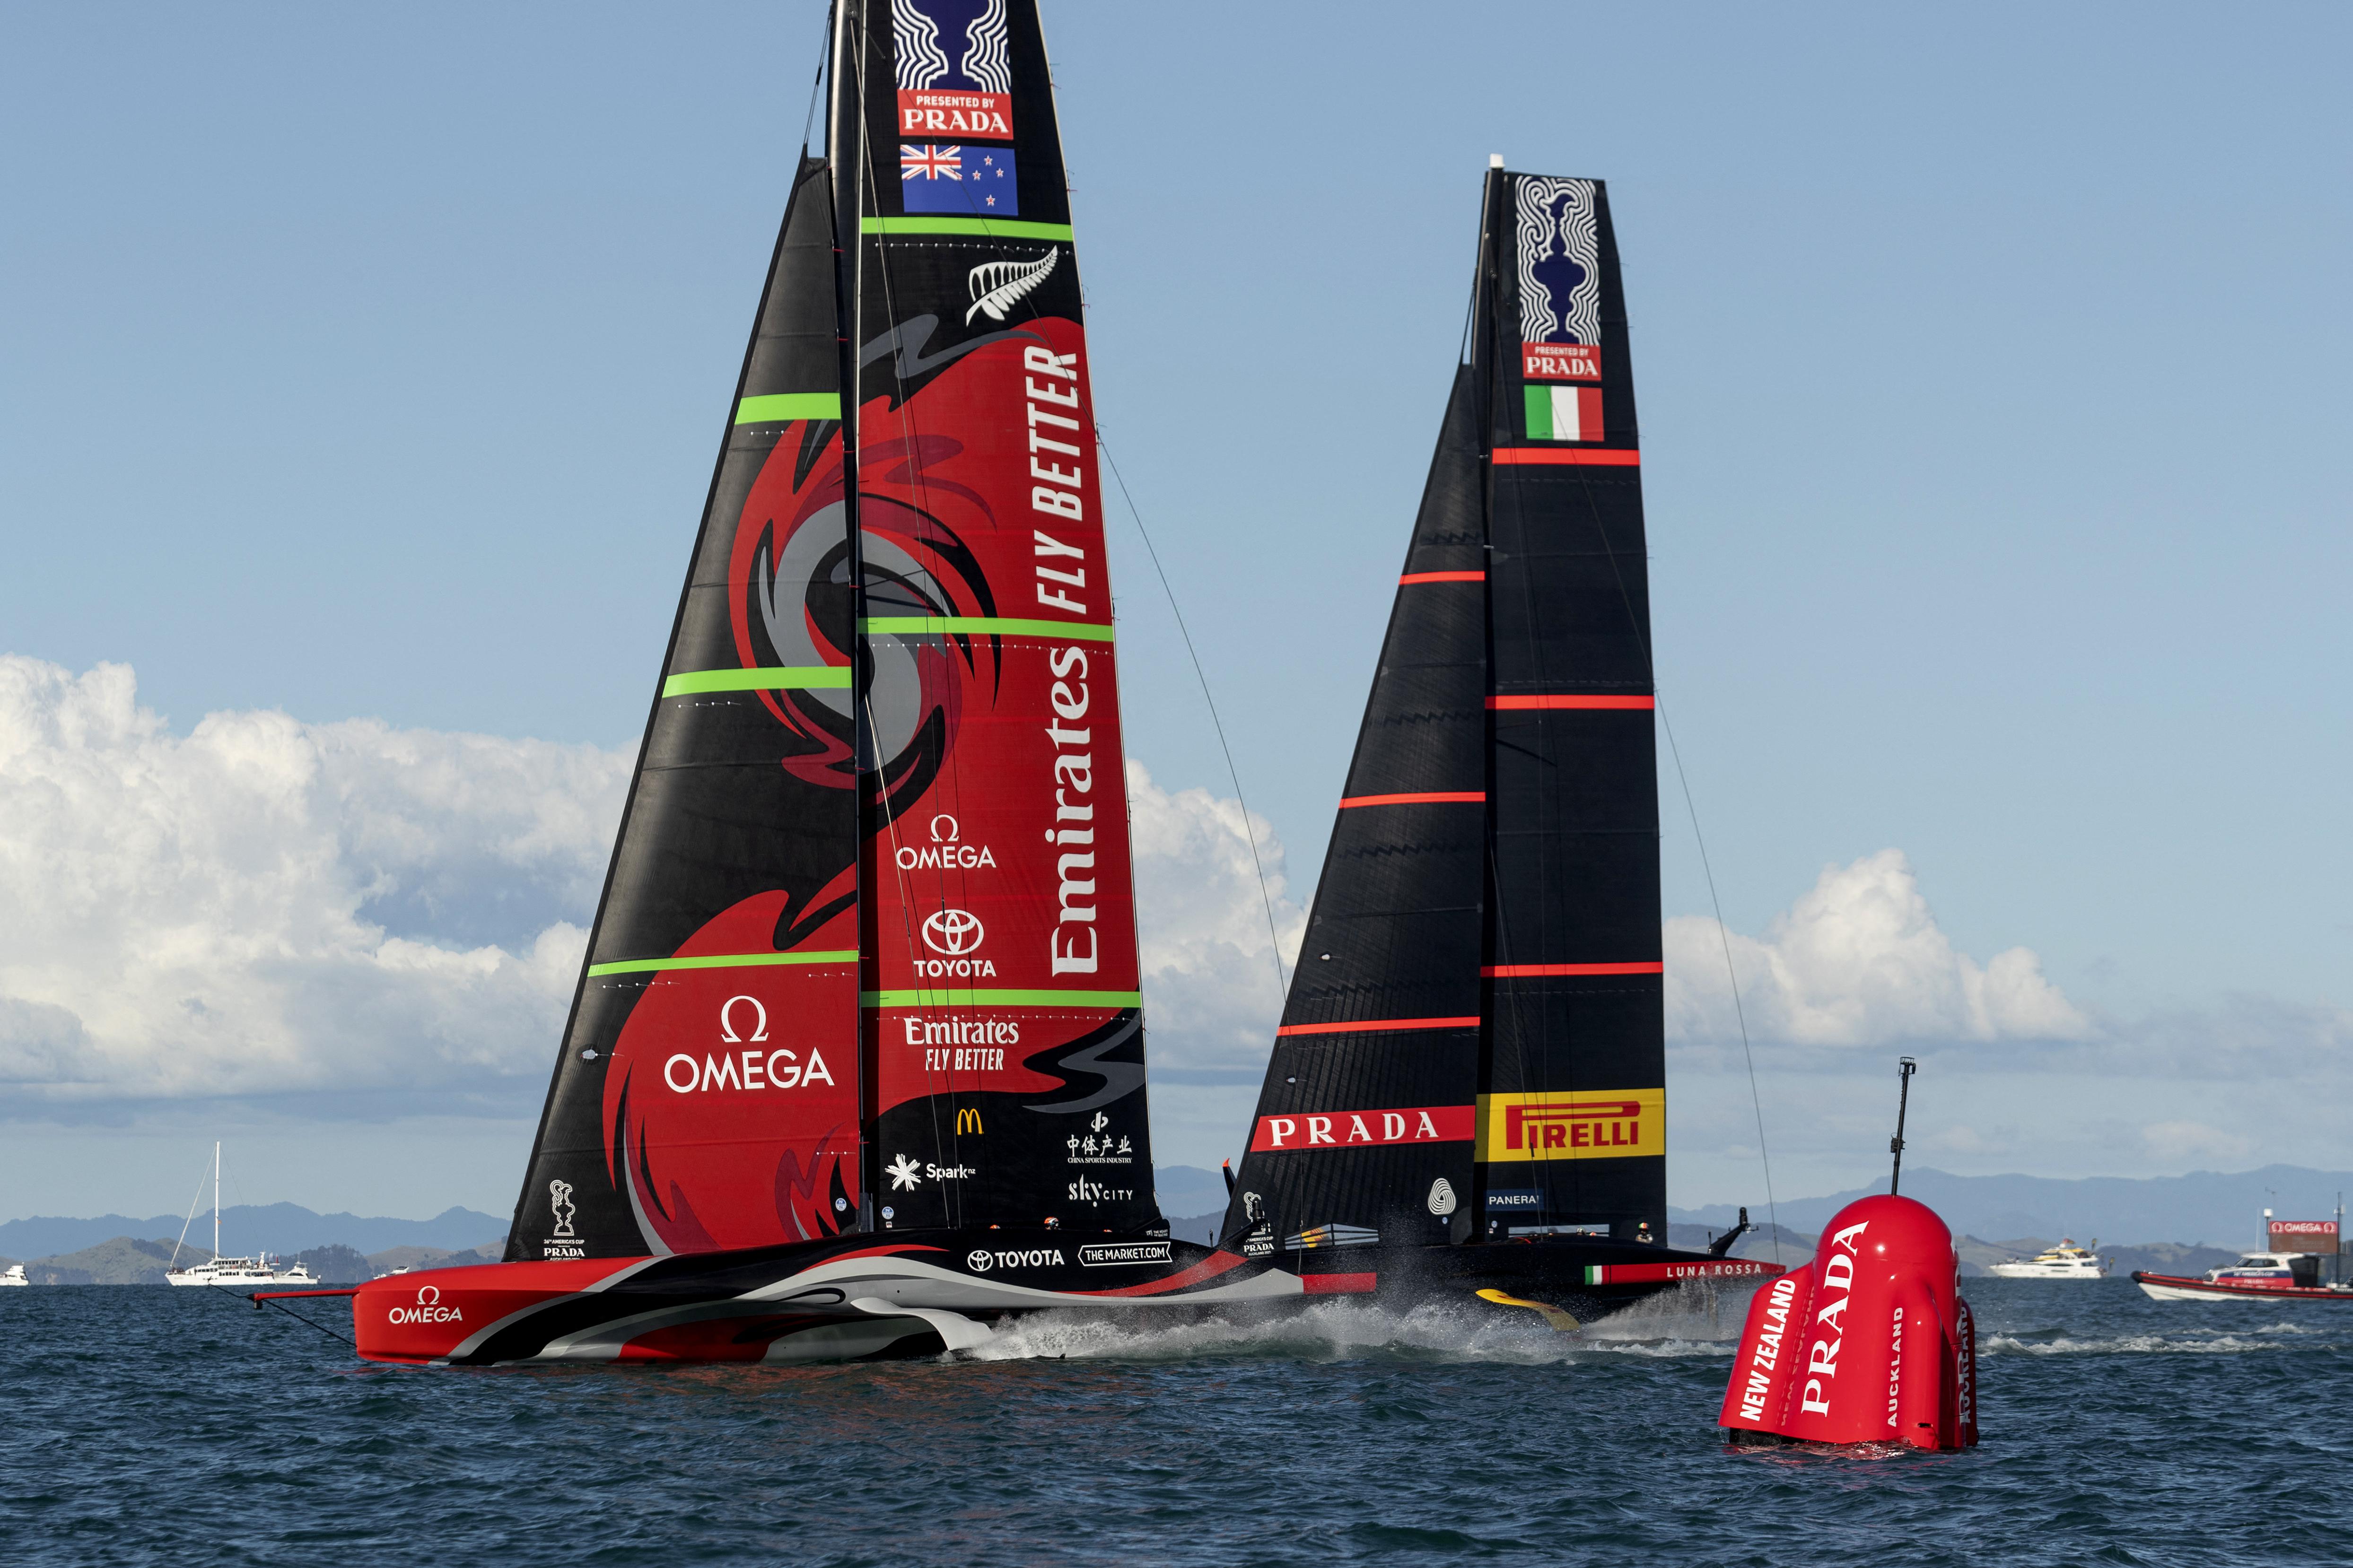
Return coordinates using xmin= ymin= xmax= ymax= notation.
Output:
xmin=963 ymin=1281 xmax=1758 ymax=1366
xmin=1981 ymin=1322 xmax=2328 ymax=1357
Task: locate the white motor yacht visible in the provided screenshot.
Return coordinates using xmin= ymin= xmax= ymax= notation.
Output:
xmin=166 ymin=1255 xmax=319 ymax=1289
xmin=0 ymin=1263 xmax=27 ymax=1287
xmin=1988 ymin=1238 xmax=2107 ymax=1279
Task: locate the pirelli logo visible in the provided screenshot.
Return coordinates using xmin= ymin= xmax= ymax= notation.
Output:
xmin=1476 ymin=1089 xmax=1665 ymax=1163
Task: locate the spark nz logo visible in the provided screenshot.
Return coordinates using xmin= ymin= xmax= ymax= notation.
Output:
xmin=886 ymin=1154 xmax=924 ymax=1191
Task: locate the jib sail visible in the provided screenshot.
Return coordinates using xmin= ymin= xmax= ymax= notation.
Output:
xmin=507 ymin=148 xmax=861 ymax=1263
xmin=1227 ymin=166 xmax=1665 ymax=1257
xmin=509 ymin=0 xmax=1162 ymax=1263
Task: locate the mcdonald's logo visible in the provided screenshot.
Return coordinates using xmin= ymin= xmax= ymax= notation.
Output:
xmin=955 ymin=1107 xmax=985 ymax=1136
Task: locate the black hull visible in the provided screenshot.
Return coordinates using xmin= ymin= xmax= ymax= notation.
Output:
xmin=345 ymin=1227 xmax=1780 ymax=1364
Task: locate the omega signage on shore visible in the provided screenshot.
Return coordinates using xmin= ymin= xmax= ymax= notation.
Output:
xmin=2266 ymin=1219 xmax=2341 ymax=1254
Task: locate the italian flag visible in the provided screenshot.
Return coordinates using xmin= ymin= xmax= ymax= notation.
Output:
xmin=1524 ymin=384 xmax=1603 ymax=443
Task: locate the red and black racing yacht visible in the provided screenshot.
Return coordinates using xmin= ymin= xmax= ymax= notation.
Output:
xmin=284 ymin=0 xmax=1773 ymax=1365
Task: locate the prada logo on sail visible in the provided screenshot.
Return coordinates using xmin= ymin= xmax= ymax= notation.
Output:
xmin=1249 ymin=1105 xmax=1475 ymax=1152
xmin=1521 ymin=342 xmax=1601 ymax=382
xmin=1476 ymin=1089 xmax=1665 ymax=1162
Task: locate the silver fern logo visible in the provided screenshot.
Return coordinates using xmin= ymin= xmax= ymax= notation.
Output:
xmin=965 ymin=248 xmax=1058 ymax=323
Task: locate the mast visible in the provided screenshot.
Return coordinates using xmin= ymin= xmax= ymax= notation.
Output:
xmin=829 ymin=0 xmax=876 ymax=1234
xmin=212 ymin=1141 xmax=220 ymax=1262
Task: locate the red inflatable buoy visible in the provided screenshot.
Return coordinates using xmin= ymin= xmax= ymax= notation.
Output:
xmin=1717 ymin=1194 xmax=1978 ymax=1451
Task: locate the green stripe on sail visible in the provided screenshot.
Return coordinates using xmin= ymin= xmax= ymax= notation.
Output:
xmin=860 ymin=217 xmax=1075 ymax=242
xmin=662 ymin=666 xmax=850 ymax=697
xmin=589 ymin=949 xmax=859 ymax=977
xmin=860 ymin=989 xmax=1142 ymax=1010
xmin=1524 ymin=386 xmax=1555 ymax=441
xmin=860 ymin=616 xmax=1115 ymax=643
xmin=735 ymin=392 xmax=840 ymax=424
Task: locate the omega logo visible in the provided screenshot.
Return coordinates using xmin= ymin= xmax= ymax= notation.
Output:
xmin=931 ymin=815 xmax=960 ymax=843
xmin=719 ymin=995 xmax=769 ymax=1043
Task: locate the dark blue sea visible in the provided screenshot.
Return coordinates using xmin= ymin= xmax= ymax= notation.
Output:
xmin=4 ymin=1278 xmax=2347 ymax=1566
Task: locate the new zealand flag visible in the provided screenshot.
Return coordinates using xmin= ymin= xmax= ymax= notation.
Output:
xmin=900 ymin=142 xmax=1019 ymax=216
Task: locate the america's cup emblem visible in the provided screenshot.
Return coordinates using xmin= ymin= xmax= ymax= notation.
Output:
xmin=549 ymin=1179 xmax=576 ymax=1238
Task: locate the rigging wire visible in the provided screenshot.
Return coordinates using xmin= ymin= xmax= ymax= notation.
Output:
xmin=1654 ymin=697 xmax=1782 ymax=1264
xmin=186 ymin=1281 xmax=357 ymax=1348
xmin=1094 ymin=433 xmax=1292 ymax=1002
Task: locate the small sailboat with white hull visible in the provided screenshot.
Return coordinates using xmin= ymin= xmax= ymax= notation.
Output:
xmin=314 ymin=1 xmax=1772 ymax=1366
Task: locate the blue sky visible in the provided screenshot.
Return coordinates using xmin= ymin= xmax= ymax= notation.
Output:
xmin=1 ymin=3 xmax=2346 ymax=1222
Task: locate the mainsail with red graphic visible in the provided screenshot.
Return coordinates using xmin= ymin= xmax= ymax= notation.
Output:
xmin=507 ymin=0 xmax=1160 ymax=1261
xmin=1224 ymin=165 xmax=1666 ymax=1259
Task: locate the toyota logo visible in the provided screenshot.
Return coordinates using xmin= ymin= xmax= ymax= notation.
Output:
xmin=922 ymin=908 xmax=985 ymax=955
xmin=965 ymin=1249 xmax=993 ymax=1272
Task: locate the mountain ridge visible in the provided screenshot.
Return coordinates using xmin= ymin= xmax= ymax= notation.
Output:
xmin=0 ymin=1203 xmax=509 ymax=1261
xmin=1671 ymin=1164 xmax=2350 ymax=1252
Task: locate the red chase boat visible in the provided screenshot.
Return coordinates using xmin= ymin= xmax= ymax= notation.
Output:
xmin=266 ymin=0 xmax=1776 ymax=1366
xmin=2133 ymin=1254 xmax=2353 ymax=1303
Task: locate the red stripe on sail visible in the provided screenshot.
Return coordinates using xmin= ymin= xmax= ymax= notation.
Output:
xmin=1398 ymin=571 xmax=1486 ymax=584
xmin=1483 ymin=962 xmax=1664 ymax=977
xmin=1493 ymin=447 xmax=1641 ymax=466
xmin=1274 ymin=1016 xmax=1478 ymax=1037
xmin=1338 ymin=791 xmax=1486 ymax=808
xmin=1485 ymin=694 xmax=1655 ymax=710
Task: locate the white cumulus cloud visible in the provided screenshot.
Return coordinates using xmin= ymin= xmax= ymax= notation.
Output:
xmin=0 ymin=658 xmax=1308 ymax=1126
xmin=1126 ymin=759 xmax=1304 ymax=1073
xmin=1664 ymin=848 xmax=2093 ymax=1047
xmin=0 ymin=656 xmax=628 ymax=1106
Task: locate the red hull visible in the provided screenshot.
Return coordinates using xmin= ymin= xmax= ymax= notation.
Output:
xmin=2132 ymin=1271 xmax=2353 ymax=1302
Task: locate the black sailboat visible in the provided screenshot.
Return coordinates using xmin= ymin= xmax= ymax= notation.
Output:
xmin=1219 ymin=160 xmax=1773 ymax=1316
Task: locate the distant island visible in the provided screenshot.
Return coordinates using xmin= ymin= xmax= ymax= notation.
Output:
xmin=4 ymin=1164 xmax=2338 ymax=1282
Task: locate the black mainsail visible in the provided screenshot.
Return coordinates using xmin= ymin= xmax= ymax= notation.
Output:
xmin=1228 ymin=166 xmax=1669 ymax=1258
